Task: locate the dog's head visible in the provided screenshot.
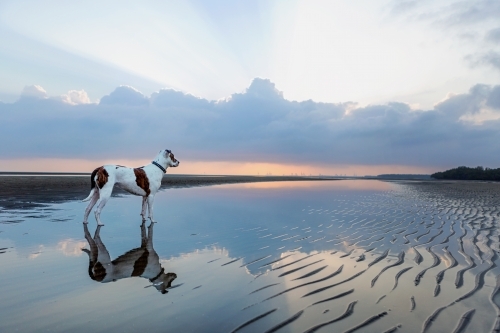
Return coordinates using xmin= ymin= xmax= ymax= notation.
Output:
xmin=153 ymin=272 xmax=177 ymax=294
xmin=162 ymin=149 xmax=180 ymax=168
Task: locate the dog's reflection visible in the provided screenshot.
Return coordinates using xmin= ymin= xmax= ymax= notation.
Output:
xmin=82 ymin=222 xmax=177 ymax=294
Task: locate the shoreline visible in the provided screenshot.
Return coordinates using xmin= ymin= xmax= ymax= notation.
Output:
xmin=0 ymin=174 xmax=338 ymax=211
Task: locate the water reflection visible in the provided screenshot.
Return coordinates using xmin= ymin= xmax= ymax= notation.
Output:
xmin=2 ymin=180 xmax=500 ymax=332
xmin=82 ymin=222 xmax=177 ymax=294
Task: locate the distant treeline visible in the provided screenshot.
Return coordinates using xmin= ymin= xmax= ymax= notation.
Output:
xmin=376 ymin=174 xmax=431 ymax=180
xmin=431 ymin=166 xmax=500 ymax=181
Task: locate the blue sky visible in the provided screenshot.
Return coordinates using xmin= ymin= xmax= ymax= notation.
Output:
xmin=0 ymin=0 xmax=499 ymax=174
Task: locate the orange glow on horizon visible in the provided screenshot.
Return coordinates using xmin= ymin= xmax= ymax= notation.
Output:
xmin=0 ymin=158 xmax=437 ymax=176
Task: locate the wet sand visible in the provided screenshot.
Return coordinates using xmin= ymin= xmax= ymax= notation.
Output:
xmin=0 ymin=174 xmax=335 ymax=210
xmin=2 ymin=179 xmax=500 ymax=332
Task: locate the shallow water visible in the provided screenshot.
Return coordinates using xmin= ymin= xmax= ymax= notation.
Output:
xmin=1 ymin=180 xmax=499 ymax=333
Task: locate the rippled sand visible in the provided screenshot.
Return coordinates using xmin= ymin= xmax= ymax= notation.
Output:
xmin=0 ymin=179 xmax=499 ymax=333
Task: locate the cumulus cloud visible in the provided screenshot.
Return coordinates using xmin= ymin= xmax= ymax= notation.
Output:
xmin=20 ymin=85 xmax=48 ymax=99
xmin=58 ymin=89 xmax=91 ymax=105
xmin=242 ymin=78 xmax=283 ymax=100
xmin=487 ymin=85 xmax=500 ymax=109
xmin=151 ymin=89 xmax=211 ymax=109
xmin=19 ymin=86 xmax=92 ymax=105
xmin=99 ymin=86 xmax=149 ymax=106
xmin=1 ymin=78 xmax=500 ymax=169
xmin=434 ymin=83 xmax=500 ymax=124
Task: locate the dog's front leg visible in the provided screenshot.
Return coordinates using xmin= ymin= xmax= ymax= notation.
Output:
xmin=147 ymin=195 xmax=156 ymax=223
xmin=140 ymin=221 xmax=147 ymax=247
xmin=140 ymin=197 xmax=147 ymax=221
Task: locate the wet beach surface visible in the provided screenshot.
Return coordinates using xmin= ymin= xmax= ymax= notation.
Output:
xmin=0 ymin=174 xmax=331 ymax=210
xmin=1 ymin=179 xmax=499 ymax=332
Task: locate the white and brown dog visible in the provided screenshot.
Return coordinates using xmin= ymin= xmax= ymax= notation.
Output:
xmin=82 ymin=149 xmax=179 ymax=225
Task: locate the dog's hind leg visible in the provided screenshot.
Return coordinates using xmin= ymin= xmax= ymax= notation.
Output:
xmin=146 ymin=222 xmax=154 ymax=249
xmin=94 ymin=186 xmax=112 ymax=226
xmin=140 ymin=197 xmax=147 ymax=221
xmin=94 ymin=225 xmax=112 ymax=267
xmin=83 ymin=223 xmax=98 ymax=264
xmin=147 ymin=195 xmax=156 ymax=223
xmin=83 ymin=191 xmax=99 ymax=224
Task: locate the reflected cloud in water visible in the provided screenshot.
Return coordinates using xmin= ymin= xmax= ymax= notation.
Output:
xmin=57 ymin=239 xmax=86 ymax=257
xmin=28 ymin=244 xmax=44 ymax=260
xmin=82 ymin=222 xmax=177 ymax=294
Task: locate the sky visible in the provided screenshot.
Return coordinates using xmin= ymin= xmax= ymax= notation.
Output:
xmin=0 ymin=0 xmax=499 ymax=175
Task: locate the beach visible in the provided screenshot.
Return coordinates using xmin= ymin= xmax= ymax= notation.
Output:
xmin=0 ymin=174 xmax=335 ymax=210
xmin=1 ymin=178 xmax=500 ymax=332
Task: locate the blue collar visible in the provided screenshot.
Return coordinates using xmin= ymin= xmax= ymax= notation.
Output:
xmin=152 ymin=161 xmax=166 ymax=173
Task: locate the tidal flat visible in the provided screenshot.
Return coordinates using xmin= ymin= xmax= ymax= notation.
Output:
xmin=0 ymin=178 xmax=499 ymax=333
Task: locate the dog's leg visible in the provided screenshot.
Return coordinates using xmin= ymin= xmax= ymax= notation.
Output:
xmin=94 ymin=186 xmax=112 ymax=226
xmin=147 ymin=222 xmax=154 ymax=248
xmin=140 ymin=197 xmax=147 ymax=221
xmin=147 ymin=195 xmax=156 ymax=223
xmin=83 ymin=191 xmax=99 ymax=224
xmin=83 ymin=223 xmax=98 ymax=264
xmin=94 ymin=225 xmax=112 ymax=267
xmin=140 ymin=221 xmax=147 ymax=247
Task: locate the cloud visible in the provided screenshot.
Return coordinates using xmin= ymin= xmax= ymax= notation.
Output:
xmin=389 ymin=0 xmax=500 ymax=26
xmin=57 ymin=239 xmax=87 ymax=256
xmin=487 ymin=85 xmax=500 ymax=109
xmin=466 ymin=51 xmax=500 ymax=71
xmin=389 ymin=1 xmax=500 ymax=72
xmin=20 ymin=85 xmax=48 ymax=100
xmin=99 ymin=86 xmax=149 ymax=106
xmin=1 ymin=78 xmax=500 ymax=169
xmin=151 ymin=88 xmax=211 ymax=109
xmin=486 ymin=27 xmax=500 ymax=43
xmin=389 ymin=1 xmax=418 ymax=15
xmin=480 ymin=51 xmax=500 ymax=70
xmin=242 ymin=78 xmax=283 ymax=100
xmin=58 ymin=90 xmax=92 ymax=105
xmin=442 ymin=0 xmax=500 ymax=26
xmin=434 ymin=84 xmax=492 ymax=115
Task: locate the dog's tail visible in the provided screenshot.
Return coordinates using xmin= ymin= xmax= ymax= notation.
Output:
xmin=82 ymin=188 xmax=95 ymax=202
xmin=82 ymin=167 xmax=99 ymax=202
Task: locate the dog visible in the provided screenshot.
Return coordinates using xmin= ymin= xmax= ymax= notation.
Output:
xmin=82 ymin=149 xmax=179 ymax=225
xmin=82 ymin=222 xmax=177 ymax=294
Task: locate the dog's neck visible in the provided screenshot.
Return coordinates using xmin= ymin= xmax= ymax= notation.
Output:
xmin=152 ymin=152 xmax=169 ymax=173
xmin=149 ymin=267 xmax=165 ymax=282
xmin=152 ymin=161 xmax=166 ymax=173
